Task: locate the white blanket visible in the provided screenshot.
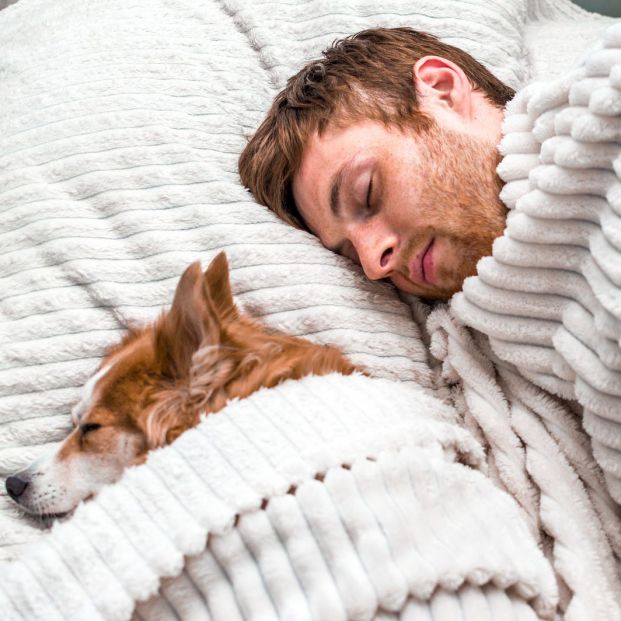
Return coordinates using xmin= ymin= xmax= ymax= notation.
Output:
xmin=1 ymin=0 xmax=620 ymax=619
xmin=454 ymin=23 xmax=621 ymax=504
xmin=0 ymin=0 xmax=540 ymax=563
xmin=0 ymin=373 xmax=559 ymax=621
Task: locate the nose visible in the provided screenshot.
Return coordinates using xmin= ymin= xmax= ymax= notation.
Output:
xmin=351 ymin=225 xmax=398 ymax=281
xmin=6 ymin=475 xmax=29 ymax=501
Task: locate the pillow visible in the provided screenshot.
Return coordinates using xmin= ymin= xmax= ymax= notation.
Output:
xmin=524 ymin=0 xmax=613 ymax=83
xmin=225 ymin=0 xmax=528 ymax=91
xmin=0 ymin=0 xmax=527 ymax=559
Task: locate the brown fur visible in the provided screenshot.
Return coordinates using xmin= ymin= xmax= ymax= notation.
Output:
xmin=61 ymin=252 xmax=357 ymax=466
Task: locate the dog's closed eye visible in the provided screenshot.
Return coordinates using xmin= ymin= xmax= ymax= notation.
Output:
xmin=79 ymin=423 xmax=101 ymax=436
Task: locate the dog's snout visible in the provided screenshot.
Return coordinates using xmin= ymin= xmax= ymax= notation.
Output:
xmin=6 ymin=475 xmax=29 ymax=501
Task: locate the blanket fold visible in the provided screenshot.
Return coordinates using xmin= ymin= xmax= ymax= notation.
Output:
xmin=455 ymin=22 xmax=621 ymax=507
xmin=426 ymin=306 xmax=621 ymax=621
xmin=0 ymin=373 xmax=557 ymax=621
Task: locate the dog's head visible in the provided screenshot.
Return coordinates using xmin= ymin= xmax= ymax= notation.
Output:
xmin=5 ymin=252 xmax=355 ymax=518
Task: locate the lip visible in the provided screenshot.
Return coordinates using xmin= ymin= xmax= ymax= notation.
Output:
xmin=410 ymin=238 xmax=435 ymax=285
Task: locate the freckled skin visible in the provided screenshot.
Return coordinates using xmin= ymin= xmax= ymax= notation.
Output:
xmin=293 ymin=121 xmax=506 ymax=299
xmin=9 ymin=253 xmax=357 ymax=518
xmin=292 ymin=56 xmax=507 ymax=300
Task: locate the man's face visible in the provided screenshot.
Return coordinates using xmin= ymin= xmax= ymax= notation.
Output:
xmin=292 ymin=119 xmax=507 ymax=299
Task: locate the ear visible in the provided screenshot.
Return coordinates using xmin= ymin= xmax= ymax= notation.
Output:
xmin=203 ymin=251 xmax=239 ymax=321
xmin=144 ymin=403 xmax=197 ymax=449
xmin=155 ymin=262 xmax=221 ymax=378
xmin=413 ymin=55 xmax=473 ymax=118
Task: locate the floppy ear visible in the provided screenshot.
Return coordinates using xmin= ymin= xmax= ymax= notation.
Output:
xmin=144 ymin=400 xmax=198 ymax=449
xmin=155 ymin=262 xmax=221 ymax=379
xmin=203 ymin=251 xmax=239 ymax=321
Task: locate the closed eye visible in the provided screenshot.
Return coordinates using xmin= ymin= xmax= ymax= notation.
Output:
xmin=366 ymin=177 xmax=373 ymax=210
xmin=80 ymin=423 xmax=102 ymax=435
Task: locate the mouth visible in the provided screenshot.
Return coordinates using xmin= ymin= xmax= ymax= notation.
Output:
xmin=17 ymin=506 xmax=71 ymax=528
xmin=36 ymin=511 xmax=70 ymax=522
xmin=410 ymin=238 xmax=435 ymax=286
xmin=8 ymin=495 xmax=74 ymax=522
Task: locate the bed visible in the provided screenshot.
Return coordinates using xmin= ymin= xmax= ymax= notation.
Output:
xmin=0 ymin=0 xmax=619 ymax=619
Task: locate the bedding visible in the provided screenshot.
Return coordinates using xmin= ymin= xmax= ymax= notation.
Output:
xmin=0 ymin=373 xmax=559 ymax=621
xmin=0 ymin=0 xmax=532 ymax=564
xmin=0 ymin=0 xmax=620 ymax=619
xmin=454 ymin=21 xmax=621 ymax=503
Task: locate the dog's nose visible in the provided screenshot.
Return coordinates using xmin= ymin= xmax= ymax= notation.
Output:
xmin=6 ymin=476 xmax=28 ymax=501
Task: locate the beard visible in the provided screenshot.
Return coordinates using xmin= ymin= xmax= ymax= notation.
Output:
xmin=404 ymin=122 xmax=507 ymax=299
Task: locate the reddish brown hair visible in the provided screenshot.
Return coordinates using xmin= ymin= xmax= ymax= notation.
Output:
xmin=239 ymin=27 xmax=514 ymax=229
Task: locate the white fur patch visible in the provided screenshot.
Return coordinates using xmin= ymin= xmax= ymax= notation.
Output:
xmin=71 ymin=363 xmax=112 ymax=425
xmin=17 ymin=430 xmax=141 ymax=516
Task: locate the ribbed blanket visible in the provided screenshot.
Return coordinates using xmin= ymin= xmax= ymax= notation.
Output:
xmin=0 ymin=374 xmax=560 ymax=621
xmin=0 ymin=0 xmax=547 ymax=565
xmin=1 ymin=0 xmax=620 ymax=619
xmin=454 ymin=22 xmax=621 ymax=504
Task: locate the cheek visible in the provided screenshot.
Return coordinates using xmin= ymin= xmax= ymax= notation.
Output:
xmin=92 ymin=430 xmax=146 ymax=472
xmin=118 ymin=432 xmax=147 ymax=467
xmin=60 ymin=430 xmax=145 ymax=482
xmin=69 ymin=433 xmax=144 ymax=491
xmin=381 ymin=178 xmax=429 ymax=238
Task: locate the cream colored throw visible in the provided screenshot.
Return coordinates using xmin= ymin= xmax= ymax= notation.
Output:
xmin=455 ymin=23 xmax=621 ymax=505
xmin=1 ymin=0 xmax=620 ymax=620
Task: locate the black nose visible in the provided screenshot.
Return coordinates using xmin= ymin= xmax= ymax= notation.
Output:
xmin=6 ymin=476 xmax=28 ymax=501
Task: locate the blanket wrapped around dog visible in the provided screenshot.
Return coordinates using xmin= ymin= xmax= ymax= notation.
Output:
xmin=0 ymin=373 xmax=559 ymax=621
xmin=1 ymin=0 xmax=620 ymax=619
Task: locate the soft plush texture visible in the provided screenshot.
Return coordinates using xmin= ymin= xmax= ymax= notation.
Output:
xmin=454 ymin=21 xmax=621 ymax=504
xmin=0 ymin=0 xmax=534 ymax=561
xmin=0 ymin=0 xmax=620 ymax=619
xmin=0 ymin=374 xmax=558 ymax=621
xmin=424 ymin=303 xmax=621 ymax=621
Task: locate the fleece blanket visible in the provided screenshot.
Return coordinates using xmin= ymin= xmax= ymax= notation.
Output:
xmin=0 ymin=0 xmax=619 ymax=619
xmin=423 ymin=14 xmax=621 ymax=621
xmin=454 ymin=23 xmax=621 ymax=505
xmin=0 ymin=373 xmax=559 ymax=621
xmin=0 ymin=0 xmax=541 ymax=563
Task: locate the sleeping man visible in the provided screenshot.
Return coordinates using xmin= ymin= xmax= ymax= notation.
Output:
xmin=239 ymin=27 xmax=513 ymax=300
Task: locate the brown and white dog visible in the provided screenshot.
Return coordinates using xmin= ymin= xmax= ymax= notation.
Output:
xmin=5 ymin=252 xmax=356 ymax=519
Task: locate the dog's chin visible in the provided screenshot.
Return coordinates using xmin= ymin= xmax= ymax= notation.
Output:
xmin=15 ymin=498 xmax=88 ymax=526
xmin=37 ymin=510 xmax=71 ymax=524
xmin=17 ymin=507 xmax=73 ymax=528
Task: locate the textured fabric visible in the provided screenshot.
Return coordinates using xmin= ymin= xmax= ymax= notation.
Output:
xmin=523 ymin=9 xmax=612 ymax=83
xmin=1 ymin=0 xmax=458 ymax=559
xmin=454 ymin=22 xmax=621 ymax=505
xmin=425 ymin=305 xmax=621 ymax=621
xmin=0 ymin=0 xmax=617 ymax=620
xmin=0 ymin=0 xmax=532 ymax=563
xmin=0 ymin=373 xmax=557 ymax=621
xmin=221 ymin=0 xmax=529 ymax=91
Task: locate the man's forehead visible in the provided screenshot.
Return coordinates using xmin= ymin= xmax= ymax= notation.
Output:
xmin=291 ymin=130 xmax=331 ymax=233
xmin=294 ymin=119 xmax=412 ymax=183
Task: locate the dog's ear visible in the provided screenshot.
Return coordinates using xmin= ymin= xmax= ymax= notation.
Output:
xmin=203 ymin=251 xmax=239 ymax=321
xmin=144 ymin=405 xmax=197 ymax=449
xmin=155 ymin=262 xmax=221 ymax=379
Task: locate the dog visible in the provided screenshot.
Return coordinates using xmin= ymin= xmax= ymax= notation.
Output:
xmin=5 ymin=252 xmax=357 ymax=519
